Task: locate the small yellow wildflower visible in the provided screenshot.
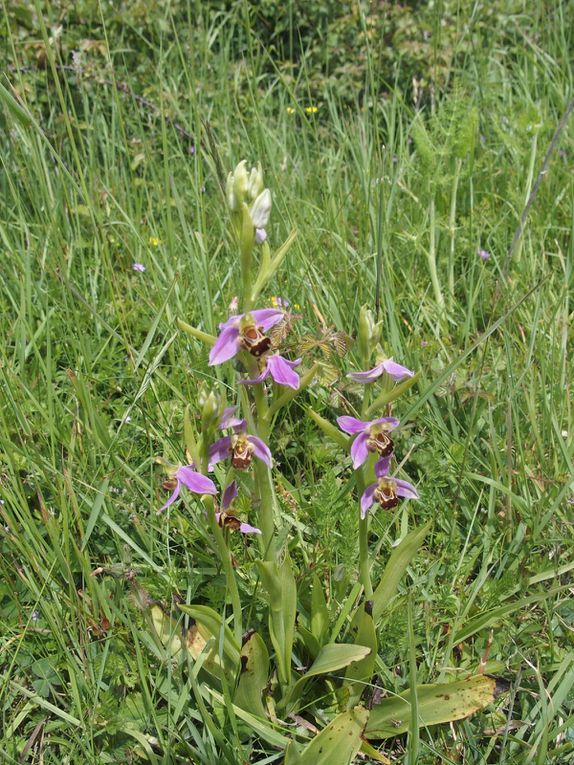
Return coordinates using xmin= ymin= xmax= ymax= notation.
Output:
xmin=271 ymin=296 xmax=280 ymax=308
xmin=148 ymin=236 xmax=161 ymax=247
xmin=305 ymin=105 xmax=318 ymax=114
xmin=286 ymin=107 xmax=295 ymax=115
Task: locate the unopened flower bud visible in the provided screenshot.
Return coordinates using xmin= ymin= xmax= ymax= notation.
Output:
xmin=250 ymin=188 xmax=272 ymax=229
xmin=358 ymin=306 xmax=376 ymax=362
xmin=232 ymin=160 xmax=249 ymax=207
xmin=247 ymin=164 xmax=264 ymax=200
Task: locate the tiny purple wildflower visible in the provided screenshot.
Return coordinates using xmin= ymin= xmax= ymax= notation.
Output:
xmin=478 ymin=249 xmax=491 ymax=260
xmin=360 ymin=458 xmax=418 ymax=518
xmin=348 ymin=359 xmax=414 ymax=383
xmin=337 ymin=415 xmax=400 ymax=469
xmin=209 ymin=309 xmax=284 ymax=366
xmin=158 ymin=465 xmax=217 ymax=513
xmin=132 ymin=263 xmax=146 ymax=272
xmin=241 ymin=354 xmax=302 ymax=390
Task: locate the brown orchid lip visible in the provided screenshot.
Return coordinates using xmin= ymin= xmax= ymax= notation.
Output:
xmin=374 ymin=478 xmax=399 ymax=509
xmin=231 ymin=435 xmax=254 ymax=469
xmin=239 ymin=325 xmax=272 ymax=357
xmin=366 ymin=430 xmax=394 ymax=457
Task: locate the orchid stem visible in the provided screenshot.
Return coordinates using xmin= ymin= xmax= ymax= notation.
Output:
xmin=204 ymin=495 xmax=243 ymax=643
xmin=356 ymin=469 xmax=373 ymax=599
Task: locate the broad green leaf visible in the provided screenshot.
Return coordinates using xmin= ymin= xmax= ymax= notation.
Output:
xmin=344 ymin=605 xmax=377 ymax=706
xmin=149 ymin=605 xmax=183 ymax=656
xmin=297 ymin=623 xmax=321 ymax=659
xmin=287 ymin=643 xmax=371 ymax=708
xmin=178 ymin=604 xmax=241 ymax=669
xmin=296 ymin=707 xmax=369 ymax=765
xmin=257 ymin=555 xmax=297 ymax=685
xmin=206 ymin=688 xmax=290 ymax=749
xmin=372 ymin=522 xmax=431 ymax=622
xmin=365 ymin=674 xmax=507 ymax=739
xmin=234 ymin=631 xmax=269 ymax=718
xmin=311 ymin=574 xmax=329 ymax=644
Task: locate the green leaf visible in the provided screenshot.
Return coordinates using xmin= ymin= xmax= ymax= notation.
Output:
xmin=178 ymin=604 xmax=241 ymax=669
xmin=365 ymin=674 xmax=507 ymax=739
xmin=176 ymin=318 xmax=216 ymax=346
xmin=233 ymin=631 xmax=269 ymax=718
xmin=287 ymin=643 xmax=371 ymax=709
xmin=0 ymin=80 xmax=34 ymax=130
xmin=372 ymin=522 xmax=431 ymax=622
xmin=307 ymin=408 xmax=349 ymax=448
xmin=344 ymin=605 xmax=377 ymax=706
xmin=296 ymin=707 xmax=369 ymax=765
xmin=311 ymin=575 xmax=329 ymax=645
xmin=149 ymin=604 xmax=183 ymax=656
xmin=256 ymin=555 xmax=297 ymax=686
xmin=206 ymin=688 xmax=290 ymax=749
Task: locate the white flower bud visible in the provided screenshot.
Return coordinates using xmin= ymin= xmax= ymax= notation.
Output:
xmin=249 ymin=188 xmax=272 ymax=228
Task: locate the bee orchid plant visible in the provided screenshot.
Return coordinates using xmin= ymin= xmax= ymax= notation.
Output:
xmin=143 ymin=161 xmax=506 ymax=764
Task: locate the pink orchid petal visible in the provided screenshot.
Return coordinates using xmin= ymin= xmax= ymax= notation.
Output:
xmin=337 ymin=416 xmax=369 ymax=435
xmin=371 ymin=417 xmax=400 ymax=430
xmin=238 ymin=521 xmax=262 ymax=534
xmin=248 ymin=435 xmax=272 ymax=467
xmin=249 ymin=309 xmax=284 ymax=330
xmin=375 ymin=456 xmax=391 ymax=477
xmin=208 ymin=436 xmax=232 ymax=469
xmin=395 ymin=478 xmax=418 ymax=499
xmin=350 ymin=431 xmax=370 ymax=469
xmin=267 ymin=355 xmax=301 ymax=389
xmin=209 ymin=326 xmax=240 ymax=365
xmin=176 ymin=466 xmax=217 ymax=495
xmin=360 ymin=484 xmax=377 ymax=519
xmin=347 ymin=363 xmax=385 ymax=383
xmin=239 ymin=366 xmax=269 ymax=385
xmin=219 ymin=407 xmax=245 ymax=431
xmin=157 ymin=482 xmax=181 ymax=514
xmin=222 ymin=480 xmax=238 ymax=510
xmin=382 ymin=359 xmax=414 ymax=380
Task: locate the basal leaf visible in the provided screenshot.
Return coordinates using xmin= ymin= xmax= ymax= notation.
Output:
xmin=365 ymin=674 xmax=508 ymax=739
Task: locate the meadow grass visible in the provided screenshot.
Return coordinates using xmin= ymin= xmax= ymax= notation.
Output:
xmin=0 ymin=1 xmax=573 ymax=762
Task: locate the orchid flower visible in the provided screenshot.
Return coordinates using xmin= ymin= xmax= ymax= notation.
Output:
xmin=337 ymin=415 xmax=400 ymax=469
xmin=360 ymin=456 xmax=418 ymax=518
xmin=215 ymin=480 xmax=261 ymax=534
xmin=241 ymin=354 xmax=302 ymax=390
xmin=208 ymin=309 xmax=284 ymax=366
xmin=158 ymin=465 xmax=217 ymax=513
xmin=348 ymin=359 xmax=414 ymax=383
xmin=209 ymin=428 xmax=272 ymax=470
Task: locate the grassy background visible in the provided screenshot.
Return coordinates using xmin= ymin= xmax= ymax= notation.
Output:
xmin=1 ymin=0 xmax=573 ymax=762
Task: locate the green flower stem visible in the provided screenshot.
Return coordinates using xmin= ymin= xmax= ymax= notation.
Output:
xmin=356 ymin=468 xmax=373 ymax=599
xmin=254 ymin=460 xmax=277 ymax=561
xmin=242 ymin=359 xmax=276 ymax=559
xmin=204 ymin=494 xmax=243 ymax=643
